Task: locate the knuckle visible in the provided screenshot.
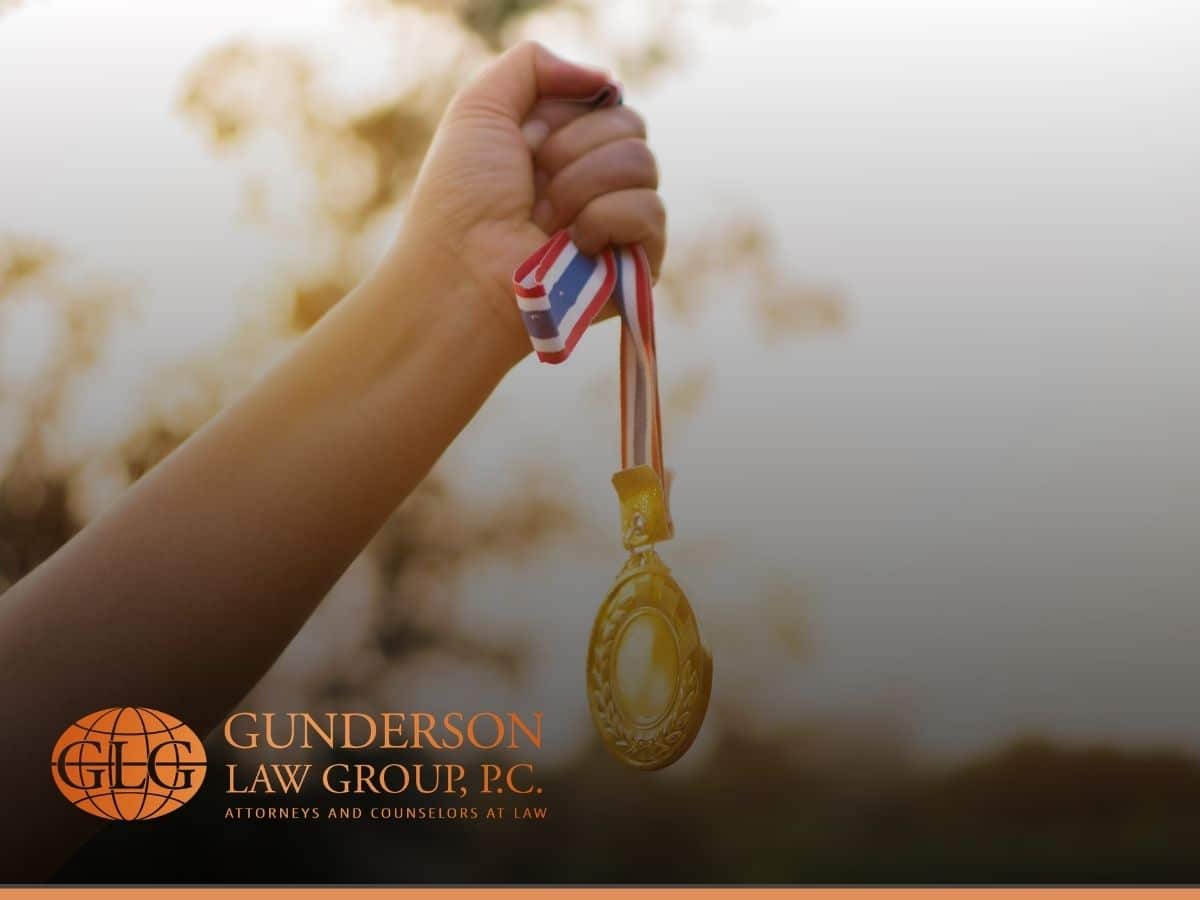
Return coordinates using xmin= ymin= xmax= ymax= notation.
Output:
xmin=511 ymin=39 xmax=543 ymax=58
xmin=617 ymin=106 xmax=648 ymax=139
xmin=616 ymin=139 xmax=658 ymax=185
xmin=646 ymin=191 xmax=667 ymax=228
xmin=648 ymin=196 xmax=667 ymax=234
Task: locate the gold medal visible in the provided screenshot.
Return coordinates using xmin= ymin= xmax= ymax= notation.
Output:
xmin=513 ymin=207 xmax=713 ymax=768
xmin=586 ymin=465 xmax=712 ymax=770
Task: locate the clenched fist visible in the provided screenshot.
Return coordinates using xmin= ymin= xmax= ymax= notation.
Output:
xmin=398 ymin=41 xmax=667 ymax=360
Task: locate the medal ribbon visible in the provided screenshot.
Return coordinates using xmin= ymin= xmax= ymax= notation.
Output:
xmin=513 ymin=235 xmax=665 ymax=488
xmin=511 ymin=80 xmax=667 ymax=513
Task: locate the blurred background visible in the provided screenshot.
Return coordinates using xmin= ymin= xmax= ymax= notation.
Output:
xmin=3 ymin=0 xmax=1200 ymax=883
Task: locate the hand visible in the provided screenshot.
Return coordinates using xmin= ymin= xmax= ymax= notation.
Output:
xmin=400 ymin=41 xmax=666 ymax=361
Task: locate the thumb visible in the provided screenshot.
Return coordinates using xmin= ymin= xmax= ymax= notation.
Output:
xmin=455 ymin=40 xmax=615 ymax=124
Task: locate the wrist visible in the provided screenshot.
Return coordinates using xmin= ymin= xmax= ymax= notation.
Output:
xmin=378 ymin=226 xmax=531 ymax=372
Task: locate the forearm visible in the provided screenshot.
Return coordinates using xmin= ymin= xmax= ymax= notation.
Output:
xmin=0 ymin=241 xmax=518 ymax=876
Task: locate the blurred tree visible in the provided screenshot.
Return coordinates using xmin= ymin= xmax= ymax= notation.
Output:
xmin=0 ymin=239 xmax=127 ymax=586
xmin=168 ymin=0 xmax=839 ymax=708
xmin=1 ymin=0 xmax=838 ymax=730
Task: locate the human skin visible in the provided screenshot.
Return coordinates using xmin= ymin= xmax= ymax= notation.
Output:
xmin=0 ymin=42 xmax=665 ymax=880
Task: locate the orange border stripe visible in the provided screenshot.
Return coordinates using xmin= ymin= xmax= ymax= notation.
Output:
xmin=6 ymin=890 xmax=1200 ymax=899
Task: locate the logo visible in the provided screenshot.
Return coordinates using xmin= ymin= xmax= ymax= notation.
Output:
xmin=50 ymin=707 xmax=207 ymax=821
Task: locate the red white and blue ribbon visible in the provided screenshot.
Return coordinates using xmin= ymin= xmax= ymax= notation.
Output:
xmin=513 ymin=233 xmax=666 ymax=494
xmin=513 ymin=231 xmax=616 ymax=365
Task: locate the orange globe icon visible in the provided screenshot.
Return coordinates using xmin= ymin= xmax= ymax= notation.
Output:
xmin=50 ymin=707 xmax=207 ymax=821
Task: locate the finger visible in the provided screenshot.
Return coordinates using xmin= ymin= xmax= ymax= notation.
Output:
xmin=545 ymin=138 xmax=658 ymax=232
xmin=570 ymin=189 xmax=667 ymax=277
xmin=534 ymin=105 xmax=647 ymax=175
xmin=454 ymin=41 xmax=612 ymax=125
xmin=520 ymin=99 xmax=595 ymax=151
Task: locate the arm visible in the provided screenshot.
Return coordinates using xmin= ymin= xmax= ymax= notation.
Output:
xmin=0 ymin=41 xmax=665 ymax=879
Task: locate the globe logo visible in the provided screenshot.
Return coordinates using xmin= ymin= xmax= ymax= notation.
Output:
xmin=50 ymin=707 xmax=207 ymax=821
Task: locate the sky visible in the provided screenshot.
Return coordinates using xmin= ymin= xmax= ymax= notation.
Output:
xmin=2 ymin=0 xmax=1199 ymax=763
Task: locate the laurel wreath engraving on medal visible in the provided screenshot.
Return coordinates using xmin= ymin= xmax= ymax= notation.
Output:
xmin=587 ymin=552 xmax=707 ymax=769
xmin=591 ymin=654 xmax=699 ymax=766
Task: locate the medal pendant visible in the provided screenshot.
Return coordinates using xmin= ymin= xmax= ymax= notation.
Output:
xmin=586 ymin=465 xmax=713 ymax=770
xmin=512 ymin=223 xmax=712 ymax=770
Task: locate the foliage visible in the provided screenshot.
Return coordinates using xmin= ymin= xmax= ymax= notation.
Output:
xmin=1 ymin=0 xmax=836 ymax=706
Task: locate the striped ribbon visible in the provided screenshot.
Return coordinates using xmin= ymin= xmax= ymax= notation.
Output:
xmin=511 ymin=79 xmax=668 ymax=517
xmin=513 ymin=234 xmax=666 ymax=488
